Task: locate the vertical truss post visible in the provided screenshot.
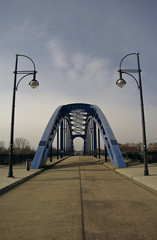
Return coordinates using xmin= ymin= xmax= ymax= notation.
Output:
xmin=98 ymin=128 xmax=100 ymax=159
xmin=71 ymin=136 xmax=74 ymax=155
xmin=94 ymin=121 xmax=97 ymax=158
xmin=88 ymin=125 xmax=91 ymax=155
xmin=57 ymin=128 xmax=59 ymax=159
xmin=69 ymin=129 xmax=71 ymax=155
xmin=63 ymin=118 xmax=66 ymax=156
xmin=91 ymin=130 xmax=92 ymax=156
xmin=60 ymin=121 xmax=63 ymax=158
xmin=86 ymin=132 xmax=88 ymax=155
xmin=66 ymin=124 xmax=70 ymax=155
xmin=84 ymin=139 xmax=86 ymax=156
xmin=65 ymin=120 xmax=67 ymax=155
xmin=68 ymin=125 xmax=70 ymax=155
xmin=50 ymin=144 xmax=52 ymax=162
xmin=105 ymin=145 xmax=108 ymax=162
xmin=85 ymin=127 xmax=88 ymax=155
xmin=65 ymin=120 xmax=67 ymax=156
xmin=90 ymin=119 xmax=93 ymax=156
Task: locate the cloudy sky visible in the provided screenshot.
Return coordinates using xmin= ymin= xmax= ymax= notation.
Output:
xmin=0 ymin=0 xmax=157 ymax=150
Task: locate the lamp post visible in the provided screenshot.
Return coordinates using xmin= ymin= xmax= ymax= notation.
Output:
xmin=116 ymin=52 xmax=149 ymax=176
xmin=8 ymin=54 xmax=39 ymax=177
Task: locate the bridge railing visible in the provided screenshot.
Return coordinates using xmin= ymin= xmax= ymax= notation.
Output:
xmin=0 ymin=154 xmax=35 ymax=165
xmin=122 ymin=151 xmax=157 ymax=163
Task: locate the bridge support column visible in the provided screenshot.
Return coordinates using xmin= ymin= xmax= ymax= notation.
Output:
xmin=50 ymin=144 xmax=52 ymax=162
xmin=89 ymin=127 xmax=91 ymax=156
xmin=105 ymin=145 xmax=108 ymax=162
xmin=98 ymin=128 xmax=100 ymax=159
xmin=57 ymin=128 xmax=59 ymax=159
xmin=64 ymin=119 xmax=66 ymax=156
xmin=91 ymin=122 xmax=93 ymax=156
xmin=66 ymin=124 xmax=70 ymax=155
xmin=60 ymin=121 xmax=63 ymax=158
xmin=84 ymin=139 xmax=86 ymax=156
xmin=71 ymin=137 xmax=74 ymax=156
xmin=94 ymin=121 xmax=97 ymax=158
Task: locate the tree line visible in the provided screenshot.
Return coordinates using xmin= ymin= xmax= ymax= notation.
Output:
xmin=0 ymin=138 xmax=157 ymax=154
xmin=0 ymin=137 xmax=35 ymax=154
xmin=119 ymin=142 xmax=157 ymax=152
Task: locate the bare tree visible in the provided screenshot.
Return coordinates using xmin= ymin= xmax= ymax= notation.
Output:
xmin=148 ymin=142 xmax=157 ymax=151
xmin=119 ymin=142 xmax=139 ymax=152
xmin=14 ymin=137 xmax=34 ymax=154
xmin=0 ymin=140 xmax=7 ymax=153
xmin=14 ymin=137 xmax=30 ymax=149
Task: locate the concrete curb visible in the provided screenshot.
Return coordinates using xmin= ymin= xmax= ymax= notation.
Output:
xmin=115 ymin=168 xmax=157 ymax=192
xmin=0 ymin=169 xmax=44 ymax=196
xmin=102 ymin=161 xmax=157 ymax=192
xmin=0 ymin=157 xmax=69 ymax=196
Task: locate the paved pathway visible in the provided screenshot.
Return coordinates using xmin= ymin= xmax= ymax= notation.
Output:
xmin=116 ymin=161 xmax=157 ymax=191
xmin=0 ymin=156 xmax=157 ymax=240
xmin=0 ymin=163 xmax=42 ymax=192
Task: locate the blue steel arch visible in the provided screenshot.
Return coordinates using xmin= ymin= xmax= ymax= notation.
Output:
xmin=31 ymin=103 xmax=126 ymax=168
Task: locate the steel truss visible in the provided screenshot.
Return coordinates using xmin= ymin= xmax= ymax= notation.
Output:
xmin=31 ymin=103 xmax=126 ymax=168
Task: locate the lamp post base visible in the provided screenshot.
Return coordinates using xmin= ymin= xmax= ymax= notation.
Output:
xmin=8 ymin=173 xmax=14 ymax=178
xmin=144 ymin=169 xmax=149 ymax=176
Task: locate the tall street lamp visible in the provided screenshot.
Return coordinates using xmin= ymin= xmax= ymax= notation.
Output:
xmin=8 ymin=54 xmax=39 ymax=177
xmin=116 ymin=52 xmax=149 ymax=176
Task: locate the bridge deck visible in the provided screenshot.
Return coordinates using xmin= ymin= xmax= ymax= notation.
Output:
xmin=0 ymin=156 xmax=157 ymax=240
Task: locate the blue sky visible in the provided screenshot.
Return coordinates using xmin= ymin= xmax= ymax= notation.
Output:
xmin=0 ymin=0 xmax=157 ymax=150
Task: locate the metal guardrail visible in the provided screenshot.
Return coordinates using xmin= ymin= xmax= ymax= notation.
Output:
xmin=0 ymin=154 xmax=35 ymax=165
xmin=122 ymin=151 xmax=157 ymax=163
xmin=1 ymin=152 xmax=156 ymax=165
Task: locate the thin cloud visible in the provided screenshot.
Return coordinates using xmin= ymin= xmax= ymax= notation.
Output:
xmin=47 ymin=38 xmax=112 ymax=93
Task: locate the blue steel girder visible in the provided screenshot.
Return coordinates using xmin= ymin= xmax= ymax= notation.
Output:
xmin=31 ymin=103 xmax=126 ymax=168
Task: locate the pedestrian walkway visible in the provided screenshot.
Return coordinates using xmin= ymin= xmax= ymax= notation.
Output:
xmin=103 ymin=160 xmax=157 ymax=191
xmin=0 ymin=157 xmax=67 ymax=195
xmin=0 ymin=156 xmax=157 ymax=240
xmin=0 ymin=157 xmax=157 ymax=196
xmin=115 ymin=161 xmax=157 ymax=191
xmin=0 ymin=163 xmax=42 ymax=195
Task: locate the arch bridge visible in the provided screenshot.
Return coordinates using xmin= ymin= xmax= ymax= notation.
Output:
xmin=31 ymin=103 xmax=126 ymax=168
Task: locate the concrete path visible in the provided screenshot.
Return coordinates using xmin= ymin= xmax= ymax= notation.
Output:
xmin=0 ymin=163 xmax=43 ymax=195
xmin=0 ymin=157 xmax=66 ymax=195
xmin=0 ymin=156 xmax=157 ymax=240
xmin=115 ymin=161 xmax=157 ymax=191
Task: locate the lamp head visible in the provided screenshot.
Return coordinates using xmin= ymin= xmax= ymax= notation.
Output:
xmin=116 ymin=78 xmax=126 ymax=88
xmin=116 ymin=70 xmax=126 ymax=88
xmin=29 ymin=71 xmax=39 ymax=89
xmin=29 ymin=79 xmax=39 ymax=89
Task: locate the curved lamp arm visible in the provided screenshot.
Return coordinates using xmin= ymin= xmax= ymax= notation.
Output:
xmin=119 ymin=52 xmax=137 ymax=70
xmin=16 ymin=73 xmax=33 ymax=90
xmin=14 ymin=54 xmax=39 ymax=90
xmin=117 ymin=52 xmax=141 ymax=89
xmin=17 ymin=54 xmax=36 ymax=71
xmin=118 ymin=70 xmax=139 ymax=89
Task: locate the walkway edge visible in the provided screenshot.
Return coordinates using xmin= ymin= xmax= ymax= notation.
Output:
xmin=115 ymin=169 xmax=157 ymax=192
xmin=0 ymin=157 xmax=69 ymax=197
xmin=0 ymin=169 xmax=44 ymax=196
xmin=102 ymin=161 xmax=157 ymax=193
